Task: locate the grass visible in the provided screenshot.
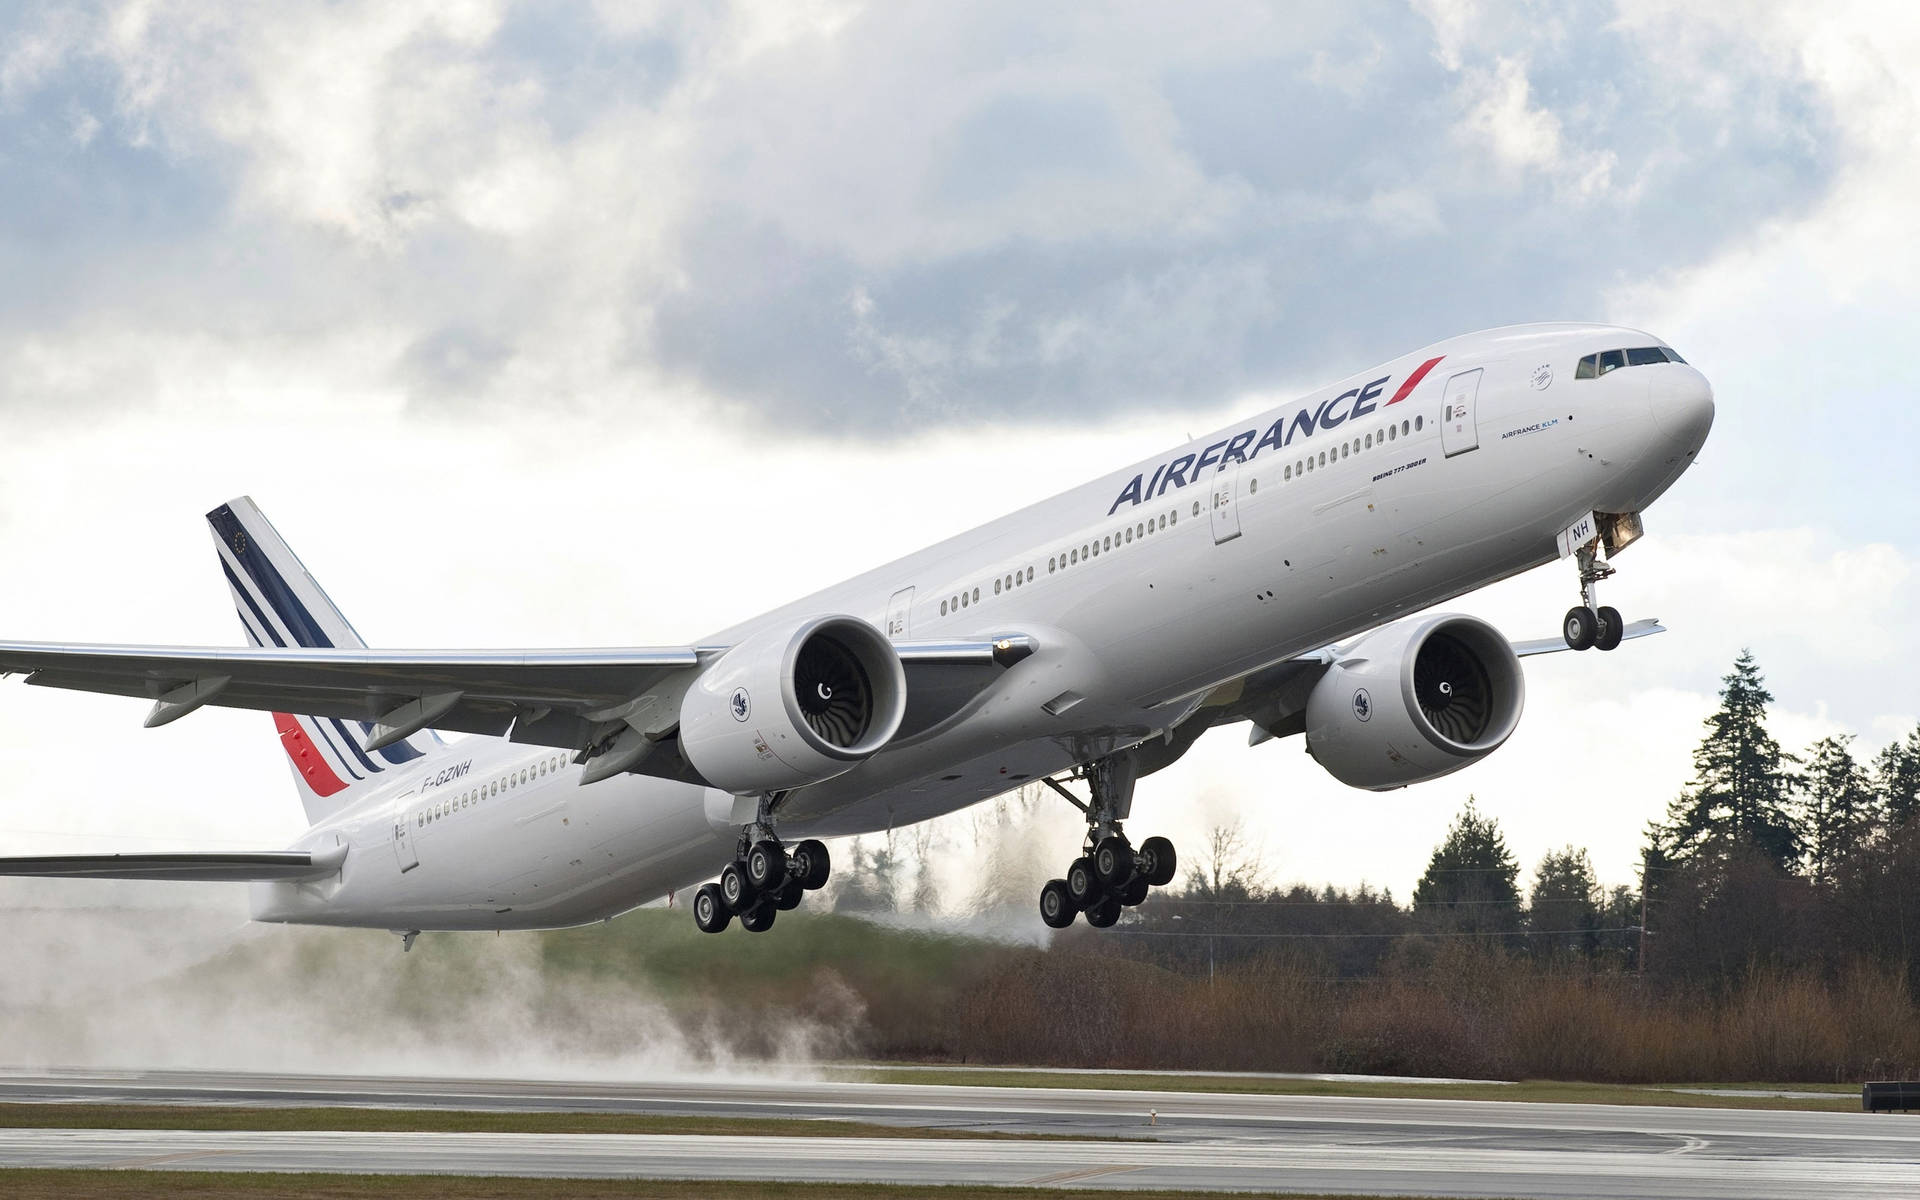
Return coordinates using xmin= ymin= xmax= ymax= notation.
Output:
xmin=0 ymin=1173 xmax=1431 ymax=1200
xmin=0 ymin=1105 xmax=1088 ymax=1140
xmin=833 ymin=1067 xmax=1864 ymax=1110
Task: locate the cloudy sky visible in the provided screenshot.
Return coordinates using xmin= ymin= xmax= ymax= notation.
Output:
xmin=1 ymin=0 xmax=1915 ymax=910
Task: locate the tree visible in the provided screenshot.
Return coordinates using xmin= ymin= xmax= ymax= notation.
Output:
xmin=1799 ymin=735 xmax=1878 ymax=885
xmin=1413 ymin=799 xmax=1521 ymax=933
xmin=1657 ymin=650 xmax=1800 ymax=872
xmin=1527 ymin=845 xmax=1601 ymax=958
xmin=1873 ymin=725 xmax=1920 ymax=831
xmin=1182 ymin=820 xmax=1266 ymax=901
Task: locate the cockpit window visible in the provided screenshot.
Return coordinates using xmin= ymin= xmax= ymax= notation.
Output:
xmin=1578 ymin=346 xmax=1687 ymax=378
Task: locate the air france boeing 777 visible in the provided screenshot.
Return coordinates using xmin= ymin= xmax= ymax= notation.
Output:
xmin=0 ymin=324 xmax=1713 ymax=940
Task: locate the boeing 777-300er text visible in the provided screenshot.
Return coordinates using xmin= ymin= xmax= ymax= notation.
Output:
xmin=0 ymin=324 xmax=1712 ymax=941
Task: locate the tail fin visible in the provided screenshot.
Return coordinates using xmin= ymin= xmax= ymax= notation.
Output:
xmin=207 ymin=496 xmax=440 ymax=823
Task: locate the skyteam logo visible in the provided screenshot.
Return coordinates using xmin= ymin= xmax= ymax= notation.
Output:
xmin=1106 ymin=356 xmax=1444 ymax=515
xmin=730 ymin=688 xmax=751 ymax=722
xmin=1352 ymin=688 xmax=1373 ymax=722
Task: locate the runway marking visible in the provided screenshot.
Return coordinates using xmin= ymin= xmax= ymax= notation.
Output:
xmin=1023 ymin=1163 xmax=1141 ymax=1184
xmin=111 ymin=1149 xmax=236 ymax=1169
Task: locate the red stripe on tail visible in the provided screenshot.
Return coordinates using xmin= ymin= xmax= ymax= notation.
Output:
xmin=275 ymin=712 xmax=348 ymax=797
xmin=1387 ymin=356 xmax=1445 ymax=405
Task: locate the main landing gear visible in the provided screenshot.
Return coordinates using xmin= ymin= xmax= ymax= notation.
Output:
xmin=1037 ymin=754 xmax=1178 ymax=930
xmin=692 ymin=795 xmax=832 ymax=934
xmin=1562 ymin=542 xmax=1625 ymax=653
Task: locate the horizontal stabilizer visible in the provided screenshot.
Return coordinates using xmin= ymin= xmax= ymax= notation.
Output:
xmin=0 ymin=845 xmax=346 ymax=882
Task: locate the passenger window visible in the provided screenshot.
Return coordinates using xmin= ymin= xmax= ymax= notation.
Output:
xmin=1318 ymin=451 xmax=1327 ymax=467
xmin=1363 ymin=434 xmax=1371 ymax=449
xmin=1192 ymin=502 xmax=1201 ymax=517
xmin=1388 ymin=425 xmax=1396 ymax=441
xmin=941 ymin=600 xmax=948 ymax=615
xmin=1575 ymin=354 xmax=1597 ymax=380
xmin=1124 ymin=528 xmax=1132 ymax=544
xmin=1415 ymin=416 xmax=1423 ymax=431
xmin=1284 ymin=465 xmax=1291 ymax=480
xmin=994 ymin=579 xmax=1001 ymax=595
xmin=1248 ymin=478 xmax=1258 ymax=494
xmin=1401 ymin=420 xmax=1410 ymax=435
xmin=972 ymin=588 xmax=980 ymax=603
xmin=1599 ymin=349 xmax=1625 ymax=374
xmin=1104 ymin=536 xmax=1112 ymax=551
xmin=1136 ymin=523 xmax=1144 ymax=538
xmin=1049 ymin=557 xmax=1056 ymax=573
xmin=1027 ymin=566 xmax=1034 ymax=581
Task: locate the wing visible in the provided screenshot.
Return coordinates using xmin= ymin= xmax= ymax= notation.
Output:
xmin=0 ymin=845 xmax=346 ymax=881
xmin=0 ymin=636 xmax=1033 ymax=781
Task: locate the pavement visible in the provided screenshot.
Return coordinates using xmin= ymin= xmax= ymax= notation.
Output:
xmin=1 ymin=1068 xmax=1917 ymax=1198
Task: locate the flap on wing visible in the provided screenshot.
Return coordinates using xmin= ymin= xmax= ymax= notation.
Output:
xmin=0 ymin=844 xmax=347 ymax=882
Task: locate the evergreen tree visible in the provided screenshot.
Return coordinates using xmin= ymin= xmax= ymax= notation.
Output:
xmin=1527 ymin=845 xmax=1601 ymax=957
xmin=1873 ymin=725 xmax=1920 ymax=830
xmin=1413 ymin=798 xmax=1521 ymax=933
xmin=1657 ymin=650 xmax=1800 ymax=872
xmin=1800 ymin=734 xmax=1878 ymax=884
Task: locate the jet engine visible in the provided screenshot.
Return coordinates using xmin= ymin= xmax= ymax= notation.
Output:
xmin=679 ymin=615 xmax=908 ymax=795
xmin=1303 ymin=614 xmax=1524 ymax=791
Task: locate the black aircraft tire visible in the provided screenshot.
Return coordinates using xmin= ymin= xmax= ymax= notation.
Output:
xmin=792 ymin=839 xmax=832 ymax=890
xmin=1138 ymin=836 xmax=1177 ymax=887
xmin=1085 ymin=895 xmax=1123 ymax=928
xmin=746 ymin=840 xmax=787 ymax=891
xmin=740 ymin=902 xmax=777 ymax=933
xmin=1093 ymin=835 xmax=1135 ymax=886
xmin=1066 ymin=857 xmax=1102 ymax=907
xmin=774 ymin=878 xmax=805 ymax=911
xmin=719 ymin=861 xmax=755 ymax=911
xmin=693 ymin=883 xmax=732 ymax=933
xmin=1563 ymin=606 xmax=1598 ymax=652
xmin=1595 ymin=605 xmax=1624 ymax=652
xmin=1118 ymin=876 xmax=1150 ymax=907
xmin=1039 ymin=879 xmax=1077 ymax=929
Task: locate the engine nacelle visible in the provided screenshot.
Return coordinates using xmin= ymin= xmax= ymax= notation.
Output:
xmin=1303 ymin=614 xmax=1525 ymax=791
xmin=680 ymin=615 xmax=907 ymax=795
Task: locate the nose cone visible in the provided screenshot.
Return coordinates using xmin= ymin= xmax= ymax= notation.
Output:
xmin=1653 ymin=365 xmax=1715 ymax=452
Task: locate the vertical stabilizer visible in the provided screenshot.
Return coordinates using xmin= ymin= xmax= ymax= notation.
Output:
xmin=206 ymin=496 xmax=439 ymax=822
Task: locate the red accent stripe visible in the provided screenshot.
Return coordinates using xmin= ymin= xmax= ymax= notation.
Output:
xmin=275 ymin=712 xmax=348 ymax=797
xmin=1387 ymin=355 xmax=1445 ymax=406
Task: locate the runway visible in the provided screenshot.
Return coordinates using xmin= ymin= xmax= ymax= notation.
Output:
xmin=4 ymin=1069 xmax=1919 ymax=1198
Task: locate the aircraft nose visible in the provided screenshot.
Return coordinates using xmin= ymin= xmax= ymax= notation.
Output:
xmin=1652 ymin=366 xmax=1715 ymax=451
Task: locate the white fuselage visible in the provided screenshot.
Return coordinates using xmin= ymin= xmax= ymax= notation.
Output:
xmin=253 ymin=323 xmax=1714 ymax=930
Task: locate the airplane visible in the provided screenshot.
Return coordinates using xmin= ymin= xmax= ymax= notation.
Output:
xmin=0 ymin=324 xmax=1713 ymax=942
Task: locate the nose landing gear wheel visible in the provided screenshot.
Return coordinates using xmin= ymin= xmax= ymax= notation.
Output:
xmin=1594 ymin=605 xmax=1624 ymax=652
xmin=693 ymin=883 xmax=731 ymax=933
xmin=1563 ymin=606 xmax=1598 ymax=651
xmin=1039 ymin=879 xmax=1078 ymax=929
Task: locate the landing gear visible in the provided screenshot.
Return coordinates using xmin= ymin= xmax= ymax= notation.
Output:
xmin=1562 ymin=541 xmax=1629 ymax=653
xmin=1036 ymin=753 xmax=1179 ymax=929
xmin=692 ymin=793 xmax=835 ymax=933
